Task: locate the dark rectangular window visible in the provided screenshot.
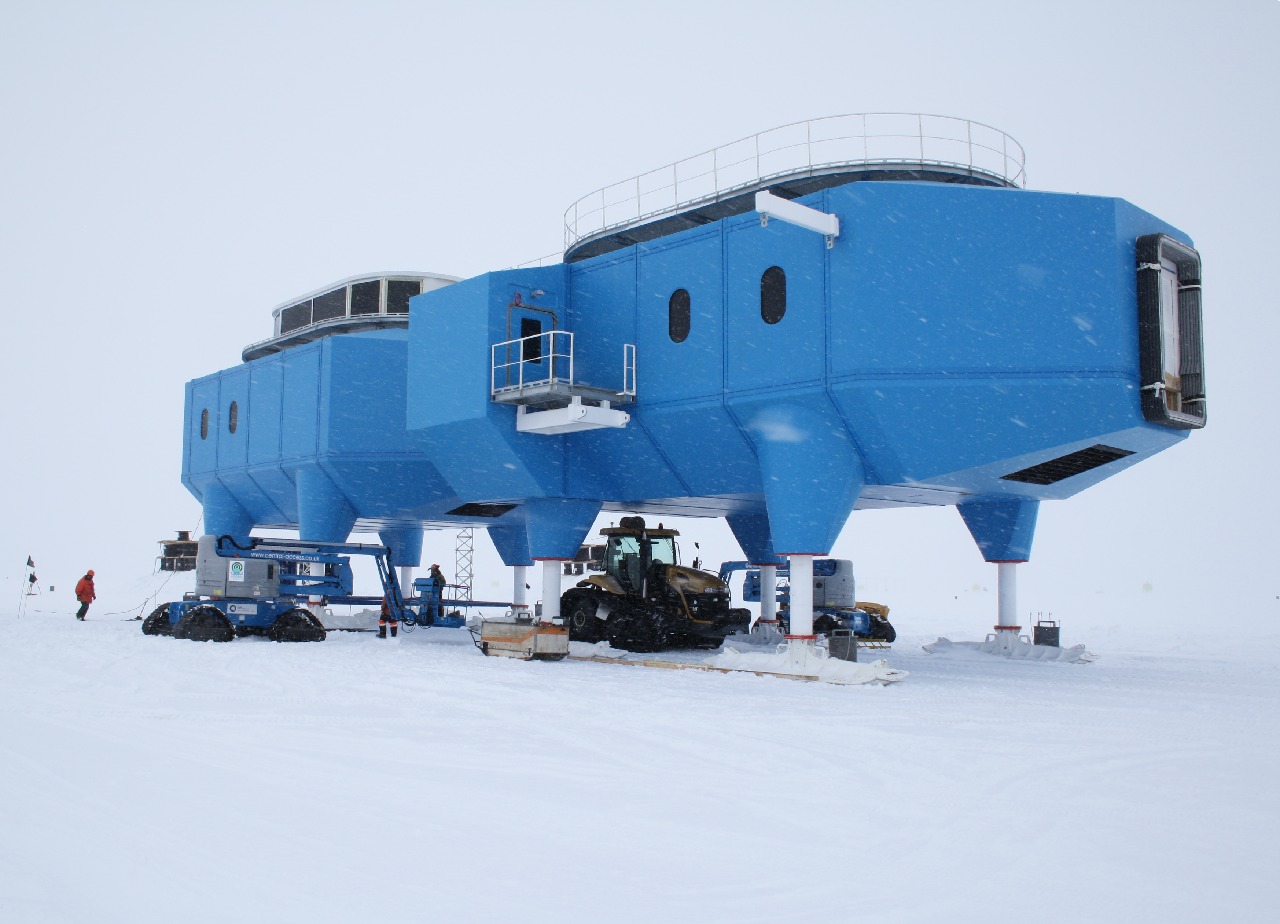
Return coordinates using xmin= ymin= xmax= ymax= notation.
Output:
xmin=280 ymin=301 xmax=311 ymax=333
xmin=312 ymin=287 xmax=346 ymax=322
xmin=386 ymin=279 xmax=422 ymax=314
xmin=350 ymin=280 xmax=380 ymax=315
xmin=520 ymin=317 xmax=543 ymax=363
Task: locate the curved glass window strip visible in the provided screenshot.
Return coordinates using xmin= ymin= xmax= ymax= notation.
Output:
xmin=248 ymin=274 xmax=458 ymax=362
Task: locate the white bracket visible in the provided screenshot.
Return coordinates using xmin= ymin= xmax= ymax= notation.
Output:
xmin=755 ymin=191 xmax=840 ymax=248
xmin=516 ymin=397 xmax=630 ymax=435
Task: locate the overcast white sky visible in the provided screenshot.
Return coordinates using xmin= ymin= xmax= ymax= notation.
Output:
xmin=2 ymin=1 xmax=1276 ymax=623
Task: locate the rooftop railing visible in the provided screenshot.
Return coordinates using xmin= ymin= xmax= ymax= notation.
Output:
xmin=564 ymin=113 xmax=1026 ymax=252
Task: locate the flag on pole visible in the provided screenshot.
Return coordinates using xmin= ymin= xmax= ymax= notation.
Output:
xmin=26 ymin=556 xmax=35 ymax=568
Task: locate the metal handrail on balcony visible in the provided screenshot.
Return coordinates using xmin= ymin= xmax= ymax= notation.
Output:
xmin=563 ymin=113 xmax=1026 ymax=251
xmin=492 ymin=331 xmax=575 ymax=395
xmin=491 ymin=331 xmax=637 ymax=403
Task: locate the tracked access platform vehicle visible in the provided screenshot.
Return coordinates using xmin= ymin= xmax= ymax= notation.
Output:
xmin=142 ymin=534 xmax=410 ymax=642
xmin=561 ymin=516 xmax=750 ymax=652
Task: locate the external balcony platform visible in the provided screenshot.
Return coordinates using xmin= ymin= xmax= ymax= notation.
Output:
xmin=491 ymin=330 xmax=636 ymax=434
xmin=491 ymin=380 xmax=629 ymax=410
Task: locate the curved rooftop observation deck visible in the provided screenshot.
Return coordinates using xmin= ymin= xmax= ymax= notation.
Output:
xmin=563 ymin=113 xmax=1026 ymax=262
xmin=242 ymin=271 xmax=460 ymax=362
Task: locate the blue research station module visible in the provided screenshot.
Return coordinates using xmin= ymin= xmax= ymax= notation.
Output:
xmin=181 ymin=113 xmax=1205 ymax=644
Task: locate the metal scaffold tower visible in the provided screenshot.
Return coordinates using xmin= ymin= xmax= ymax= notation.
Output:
xmin=455 ymin=528 xmax=474 ymax=600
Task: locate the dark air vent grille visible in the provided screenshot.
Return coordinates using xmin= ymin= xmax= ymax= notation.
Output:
xmin=447 ymin=503 xmax=518 ymax=518
xmin=1001 ymin=445 xmax=1134 ymax=486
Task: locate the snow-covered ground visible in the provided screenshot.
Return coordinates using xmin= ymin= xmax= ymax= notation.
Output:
xmin=2 ymin=593 xmax=1275 ymax=924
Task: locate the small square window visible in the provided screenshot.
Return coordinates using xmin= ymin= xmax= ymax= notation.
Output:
xmin=387 ymin=279 xmax=422 ymax=314
xmin=312 ymin=288 xmax=346 ymax=322
xmin=280 ymin=301 xmax=311 ymax=333
xmin=350 ymin=280 xmax=380 ymax=315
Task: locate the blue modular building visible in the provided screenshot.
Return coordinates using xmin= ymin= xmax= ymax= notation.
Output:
xmin=182 ymin=114 xmax=1204 ymax=640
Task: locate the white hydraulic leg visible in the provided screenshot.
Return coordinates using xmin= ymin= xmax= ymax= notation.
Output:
xmin=994 ymin=561 xmax=1020 ymax=653
xmin=512 ymin=564 xmax=529 ymax=616
xmin=398 ymin=566 xmax=415 ymax=596
xmin=786 ymin=554 xmax=815 ymax=644
xmin=540 ymin=559 xmax=562 ymax=624
xmin=756 ymin=563 xmax=778 ymax=631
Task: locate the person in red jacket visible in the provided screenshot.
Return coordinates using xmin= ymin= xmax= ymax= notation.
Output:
xmin=74 ymin=570 xmax=96 ymax=621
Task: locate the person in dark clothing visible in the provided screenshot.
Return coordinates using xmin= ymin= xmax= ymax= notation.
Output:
xmin=377 ymin=595 xmax=398 ymax=639
xmin=74 ymin=570 xmax=96 ymax=621
xmin=425 ymin=564 xmax=446 ymax=623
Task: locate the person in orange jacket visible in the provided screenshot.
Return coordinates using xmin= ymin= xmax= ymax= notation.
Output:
xmin=377 ymin=595 xmax=398 ymax=639
xmin=74 ymin=570 xmax=96 ymax=621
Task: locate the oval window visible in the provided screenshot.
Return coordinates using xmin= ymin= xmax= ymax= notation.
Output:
xmin=668 ymin=288 xmax=691 ymax=343
xmin=761 ymin=266 xmax=786 ymax=324
xmin=228 ymin=400 xmax=239 ymax=434
xmin=200 ymin=408 xmax=209 ymax=440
